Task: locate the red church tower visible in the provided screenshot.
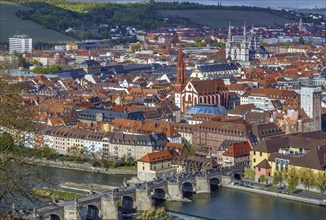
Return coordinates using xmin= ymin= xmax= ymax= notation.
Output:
xmin=174 ymin=46 xmax=187 ymax=111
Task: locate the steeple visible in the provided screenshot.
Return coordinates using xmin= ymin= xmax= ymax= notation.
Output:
xmin=243 ymin=21 xmax=247 ymax=41
xmin=175 ymin=45 xmax=186 ymax=89
xmin=227 ymin=21 xmax=232 ymax=40
xmin=174 ymin=45 xmax=187 ymax=112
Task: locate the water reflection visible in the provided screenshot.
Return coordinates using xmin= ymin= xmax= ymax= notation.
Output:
xmin=164 ymin=188 xmax=326 ymax=220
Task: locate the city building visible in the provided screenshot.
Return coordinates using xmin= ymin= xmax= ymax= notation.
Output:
xmin=137 ymin=150 xmax=177 ymax=181
xmin=221 ymin=140 xmax=252 ymax=167
xmin=225 ymin=23 xmax=269 ymax=61
xmin=180 ymin=79 xmax=229 ymax=112
xmin=300 ymin=87 xmax=322 ymax=131
xmin=250 ymin=133 xmax=326 ymax=179
xmin=9 ymin=34 xmax=32 ymax=53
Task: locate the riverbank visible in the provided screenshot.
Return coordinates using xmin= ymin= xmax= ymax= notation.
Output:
xmin=23 ymin=157 xmax=137 ymax=175
xmin=225 ymin=184 xmax=326 ymax=207
xmin=60 ymin=182 xmax=116 ymax=193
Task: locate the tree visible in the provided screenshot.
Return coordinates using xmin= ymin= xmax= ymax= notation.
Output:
xmin=0 ymin=133 xmax=14 ymax=152
xmin=0 ymin=73 xmax=51 ymax=210
xmin=259 ymin=175 xmax=267 ymax=184
xmin=244 ymin=168 xmax=255 ymax=180
xmin=284 ymin=41 xmax=291 ymax=49
xmin=287 ymin=167 xmax=299 ymax=191
xmin=287 ymin=167 xmax=299 ymax=188
xmin=313 ymin=171 xmax=326 ymax=193
xmin=288 ymin=177 xmax=296 ymax=191
xmin=298 ymin=168 xmax=314 ymax=191
xmin=272 ymin=171 xmax=279 ymax=186
xmin=299 ymin=34 xmax=305 ymax=45
xmin=67 ymin=145 xmax=89 ymax=161
xmin=131 ymin=43 xmax=141 ymax=53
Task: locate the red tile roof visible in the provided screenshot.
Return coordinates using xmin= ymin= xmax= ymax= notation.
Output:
xmin=138 ymin=150 xmax=173 ymax=163
xmin=222 ymin=141 xmax=252 ymax=158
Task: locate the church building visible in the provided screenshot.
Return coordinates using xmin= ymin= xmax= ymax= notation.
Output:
xmin=225 ymin=22 xmax=269 ymax=61
xmin=174 ymin=47 xmax=229 ymax=112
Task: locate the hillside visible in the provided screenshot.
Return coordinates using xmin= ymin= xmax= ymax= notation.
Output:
xmin=0 ymin=2 xmax=74 ymax=43
xmin=159 ymin=10 xmax=293 ymax=27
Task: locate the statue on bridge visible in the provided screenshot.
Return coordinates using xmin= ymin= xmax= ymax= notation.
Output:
xmin=89 ymin=186 xmax=94 ymax=196
xmin=12 ymin=203 xmax=16 ymax=213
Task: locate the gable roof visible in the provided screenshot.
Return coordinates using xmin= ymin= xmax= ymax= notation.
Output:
xmin=222 ymin=141 xmax=252 ymax=157
xmin=256 ymin=159 xmax=272 ymax=169
xmin=190 ymin=79 xmax=226 ymax=95
xmin=138 ymin=150 xmax=173 ymax=163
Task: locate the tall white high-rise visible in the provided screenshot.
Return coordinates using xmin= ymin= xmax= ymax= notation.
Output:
xmin=9 ymin=34 xmax=32 ymax=53
xmin=300 ymin=86 xmax=322 ymax=131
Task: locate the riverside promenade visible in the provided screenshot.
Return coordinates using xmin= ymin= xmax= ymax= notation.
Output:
xmin=23 ymin=157 xmax=137 ymax=175
xmin=226 ymin=180 xmax=326 ymax=207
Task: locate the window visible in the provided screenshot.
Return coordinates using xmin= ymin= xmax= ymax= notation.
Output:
xmin=260 ymin=152 xmax=262 ymax=157
xmin=253 ymin=158 xmax=256 ymax=163
xmin=258 ymin=167 xmax=261 ymax=171
xmin=153 ymin=166 xmax=156 ymax=170
xmin=254 ymin=151 xmax=256 ymax=156
xmin=142 ymin=166 xmax=144 ymax=170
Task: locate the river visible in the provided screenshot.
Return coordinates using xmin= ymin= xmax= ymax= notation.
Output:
xmin=28 ymin=166 xmax=326 ymax=220
xmin=70 ymin=0 xmax=325 ymax=9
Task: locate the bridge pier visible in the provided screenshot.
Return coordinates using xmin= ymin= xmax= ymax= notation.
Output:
xmin=195 ymin=177 xmax=211 ymax=194
xmin=135 ymin=187 xmax=152 ymax=211
xmin=167 ymin=182 xmax=183 ymax=200
xmin=101 ymin=197 xmax=118 ymax=220
xmin=64 ymin=203 xmax=81 ymax=220
xmin=221 ymin=175 xmax=233 ymax=186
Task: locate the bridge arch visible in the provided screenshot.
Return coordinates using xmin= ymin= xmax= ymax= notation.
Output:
xmin=121 ymin=195 xmax=134 ymax=210
xmin=86 ymin=205 xmax=100 ymax=220
xmin=152 ymin=188 xmax=166 ymax=206
xmin=210 ymin=177 xmax=220 ymax=192
xmin=182 ymin=181 xmax=195 ymax=199
xmin=49 ymin=214 xmax=61 ymax=220
xmin=234 ymin=173 xmax=241 ymax=180
xmin=152 ymin=188 xmax=166 ymax=200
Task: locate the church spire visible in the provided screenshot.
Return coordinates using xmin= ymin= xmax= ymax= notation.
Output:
xmin=243 ymin=21 xmax=247 ymax=41
xmin=228 ymin=21 xmax=232 ymax=40
xmin=175 ymin=45 xmax=186 ymax=86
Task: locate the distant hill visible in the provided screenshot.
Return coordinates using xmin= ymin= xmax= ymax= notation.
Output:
xmin=159 ymin=10 xmax=293 ymax=28
xmin=0 ymin=2 xmax=74 ymax=43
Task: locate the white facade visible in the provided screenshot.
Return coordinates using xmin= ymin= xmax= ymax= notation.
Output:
xmin=300 ymin=87 xmax=322 ymax=131
xmin=9 ymin=35 xmax=32 ymax=53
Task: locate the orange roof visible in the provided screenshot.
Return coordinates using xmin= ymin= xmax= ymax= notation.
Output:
xmin=222 ymin=141 xmax=252 ymax=158
xmin=138 ymin=150 xmax=173 ymax=163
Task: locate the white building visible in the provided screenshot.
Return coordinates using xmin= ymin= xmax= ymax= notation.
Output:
xmin=9 ymin=34 xmax=32 ymax=53
xmin=300 ymin=87 xmax=322 ymax=131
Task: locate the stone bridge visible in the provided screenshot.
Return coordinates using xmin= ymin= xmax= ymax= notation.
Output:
xmin=25 ymin=168 xmax=245 ymax=220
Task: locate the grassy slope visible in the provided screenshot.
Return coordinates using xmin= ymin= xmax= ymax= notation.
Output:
xmin=159 ymin=10 xmax=293 ymax=27
xmin=0 ymin=2 xmax=74 ymax=43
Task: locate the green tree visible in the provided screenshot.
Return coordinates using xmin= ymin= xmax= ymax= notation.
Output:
xmin=299 ymin=34 xmax=305 ymax=45
xmin=313 ymin=171 xmax=326 ymax=193
xmin=298 ymin=168 xmax=314 ymax=191
xmin=81 ymin=31 xmax=94 ymax=40
xmin=284 ymin=41 xmax=291 ymax=49
xmin=288 ymin=177 xmax=296 ymax=191
xmin=286 ymin=167 xmax=299 ymax=191
xmin=259 ymin=175 xmax=267 ymax=184
xmin=245 ymin=168 xmax=255 ymax=180
xmin=288 ymin=167 xmax=299 ymax=188
xmin=0 ymin=132 xmax=14 ymax=152
xmin=131 ymin=43 xmax=141 ymax=53
xmin=0 ymin=73 xmax=51 ymax=210
xmin=272 ymin=171 xmax=279 ymax=186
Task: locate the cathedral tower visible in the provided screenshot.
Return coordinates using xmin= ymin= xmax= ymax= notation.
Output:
xmin=174 ymin=45 xmax=186 ymax=111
